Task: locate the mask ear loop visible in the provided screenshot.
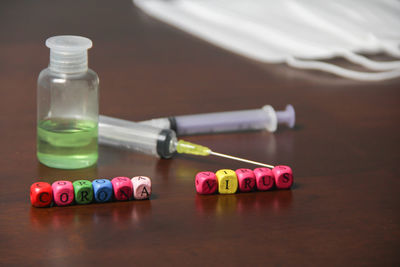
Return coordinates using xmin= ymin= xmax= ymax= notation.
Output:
xmin=340 ymin=50 xmax=400 ymax=71
xmin=286 ymin=56 xmax=400 ymax=81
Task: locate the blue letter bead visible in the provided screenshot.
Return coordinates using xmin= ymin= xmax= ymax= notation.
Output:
xmin=92 ymin=179 xmax=113 ymax=203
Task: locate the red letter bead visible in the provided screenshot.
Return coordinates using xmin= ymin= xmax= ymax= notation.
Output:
xmin=30 ymin=182 xmax=53 ymax=207
xmin=272 ymin=165 xmax=293 ymax=189
xmin=52 ymin=181 xmax=74 ymax=206
xmin=235 ymin=168 xmax=256 ymax=192
xmin=131 ymin=176 xmax=152 ymax=200
xmin=195 ymin=171 xmax=217 ymax=195
xmin=254 ymin=168 xmax=275 ymax=191
xmin=111 ymin=177 xmax=133 ymax=201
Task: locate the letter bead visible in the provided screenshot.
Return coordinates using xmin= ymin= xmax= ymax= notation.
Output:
xmin=92 ymin=179 xmax=113 ymax=203
xmin=111 ymin=177 xmax=133 ymax=201
xmin=131 ymin=176 xmax=152 ymax=200
xmin=30 ymin=182 xmax=53 ymax=207
xmin=272 ymin=165 xmax=293 ymax=189
xmin=195 ymin=171 xmax=217 ymax=195
xmin=235 ymin=168 xmax=256 ymax=192
xmin=73 ymin=180 xmax=94 ymax=204
xmin=215 ymin=169 xmax=238 ymax=194
xmin=52 ymin=181 xmax=74 ymax=206
xmin=254 ymin=167 xmax=275 ymax=191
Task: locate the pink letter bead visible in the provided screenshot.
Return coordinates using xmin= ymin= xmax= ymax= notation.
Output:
xmin=52 ymin=181 xmax=74 ymax=206
xmin=254 ymin=168 xmax=275 ymax=191
xmin=131 ymin=176 xmax=152 ymax=200
xmin=195 ymin=171 xmax=217 ymax=195
xmin=235 ymin=168 xmax=256 ymax=192
xmin=272 ymin=165 xmax=293 ymax=189
xmin=111 ymin=177 xmax=133 ymax=201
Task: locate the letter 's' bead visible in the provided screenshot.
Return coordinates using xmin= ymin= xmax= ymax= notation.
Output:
xmin=272 ymin=165 xmax=293 ymax=189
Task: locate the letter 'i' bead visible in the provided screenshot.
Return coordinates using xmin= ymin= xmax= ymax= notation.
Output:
xmin=52 ymin=181 xmax=74 ymax=206
xmin=92 ymin=179 xmax=113 ymax=203
xmin=235 ymin=168 xmax=256 ymax=192
xmin=111 ymin=177 xmax=133 ymax=201
xmin=131 ymin=176 xmax=152 ymax=200
xmin=30 ymin=182 xmax=53 ymax=207
xmin=215 ymin=169 xmax=238 ymax=194
xmin=272 ymin=165 xmax=293 ymax=189
xmin=73 ymin=180 xmax=94 ymax=204
xmin=253 ymin=167 xmax=275 ymax=191
xmin=195 ymin=171 xmax=217 ymax=195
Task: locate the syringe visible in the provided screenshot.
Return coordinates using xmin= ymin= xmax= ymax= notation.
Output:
xmin=99 ymin=115 xmax=274 ymax=168
xmin=138 ymin=105 xmax=295 ymax=136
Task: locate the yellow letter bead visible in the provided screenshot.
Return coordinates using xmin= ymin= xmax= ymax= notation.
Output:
xmin=215 ymin=169 xmax=238 ymax=194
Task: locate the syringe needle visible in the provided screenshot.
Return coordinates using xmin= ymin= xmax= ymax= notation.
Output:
xmin=209 ymin=151 xmax=275 ymax=169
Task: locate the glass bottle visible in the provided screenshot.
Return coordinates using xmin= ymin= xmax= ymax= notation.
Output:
xmin=37 ymin=35 xmax=99 ymax=169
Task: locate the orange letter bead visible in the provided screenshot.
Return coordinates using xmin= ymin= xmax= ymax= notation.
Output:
xmin=235 ymin=168 xmax=256 ymax=192
xmin=30 ymin=182 xmax=53 ymax=207
xmin=272 ymin=165 xmax=293 ymax=189
xmin=111 ymin=177 xmax=133 ymax=201
xmin=195 ymin=171 xmax=217 ymax=195
xmin=253 ymin=167 xmax=275 ymax=191
xmin=215 ymin=169 xmax=238 ymax=194
xmin=131 ymin=176 xmax=152 ymax=200
xmin=52 ymin=181 xmax=74 ymax=206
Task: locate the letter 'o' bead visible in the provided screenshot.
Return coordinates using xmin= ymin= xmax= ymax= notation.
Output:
xmin=111 ymin=177 xmax=133 ymax=201
xmin=195 ymin=171 xmax=217 ymax=195
xmin=92 ymin=179 xmax=113 ymax=203
xmin=52 ymin=181 xmax=74 ymax=206
xmin=131 ymin=176 xmax=152 ymax=200
xmin=235 ymin=168 xmax=256 ymax=192
xmin=253 ymin=168 xmax=275 ymax=191
xmin=30 ymin=182 xmax=53 ymax=207
xmin=215 ymin=169 xmax=238 ymax=194
xmin=272 ymin=165 xmax=293 ymax=189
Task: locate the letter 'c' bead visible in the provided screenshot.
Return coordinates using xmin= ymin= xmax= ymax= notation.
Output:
xmin=272 ymin=165 xmax=293 ymax=189
xmin=30 ymin=182 xmax=53 ymax=207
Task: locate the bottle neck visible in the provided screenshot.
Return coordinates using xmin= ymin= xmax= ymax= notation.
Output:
xmin=49 ymin=50 xmax=88 ymax=74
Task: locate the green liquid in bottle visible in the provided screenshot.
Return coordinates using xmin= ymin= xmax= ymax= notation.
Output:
xmin=37 ymin=118 xmax=98 ymax=169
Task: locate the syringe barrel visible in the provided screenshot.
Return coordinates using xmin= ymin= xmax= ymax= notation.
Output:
xmin=99 ymin=115 xmax=177 ymax=158
xmin=173 ymin=105 xmax=278 ymax=135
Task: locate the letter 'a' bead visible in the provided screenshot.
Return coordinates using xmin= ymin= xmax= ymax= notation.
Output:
xmin=52 ymin=181 xmax=74 ymax=206
xmin=73 ymin=180 xmax=94 ymax=204
xmin=111 ymin=177 xmax=133 ymax=201
xmin=254 ymin=167 xmax=275 ymax=191
xmin=30 ymin=182 xmax=53 ymax=207
xmin=235 ymin=168 xmax=256 ymax=192
xmin=215 ymin=169 xmax=238 ymax=194
xmin=92 ymin=179 xmax=113 ymax=203
xmin=195 ymin=171 xmax=217 ymax=195
xmin=272 ymin=165 xmax=293 ymax=189
xmin=131 ymin=176 xmax=152 ymax=200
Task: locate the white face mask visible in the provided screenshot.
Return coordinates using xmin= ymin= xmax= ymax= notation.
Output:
xmin=134 ymin=0 xmax=400 ymax=81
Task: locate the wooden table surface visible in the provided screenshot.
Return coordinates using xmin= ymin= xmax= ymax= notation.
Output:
xmin=1 ymin=0 xmax=399 ymax=266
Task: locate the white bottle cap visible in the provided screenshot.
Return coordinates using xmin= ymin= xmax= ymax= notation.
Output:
xmin=46 ymin=35 xmax=92 ymax=74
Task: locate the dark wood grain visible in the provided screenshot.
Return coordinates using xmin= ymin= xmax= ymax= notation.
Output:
xmin=0 ymin=0 xmax=399 ymax=265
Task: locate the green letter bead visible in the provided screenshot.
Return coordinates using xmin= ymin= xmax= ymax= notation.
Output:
xmin=73 ymin=180 xmax=94 ymax=204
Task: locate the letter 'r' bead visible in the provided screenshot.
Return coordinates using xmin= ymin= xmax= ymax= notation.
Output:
xmin=30 ymin=182 xmax=53 ymax=207
xmin=272 ymin=165 xmax=293 ymax=189
xmin=215 ymin=169 xmax=238 ymax=194
xmin=254 ymin=167 xmax=275 ymax=191
xmin=111 ymin=177 xmax=133 ymax=201
xmin=235 ymin=168 xmax=256 ymax=192
xmin=52 ymin=181 xmax=74 ymax=206
xmin=131 ymin=176 xmax=152 ymax=200
xmin=195 ymin=171 xmax=217 ymax=195
xmin=73 ymin=180 xmax=94 ymax=204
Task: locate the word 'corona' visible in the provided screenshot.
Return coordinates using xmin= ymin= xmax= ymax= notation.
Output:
xmin=30 ymin=176 xmax=152 ymax=208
